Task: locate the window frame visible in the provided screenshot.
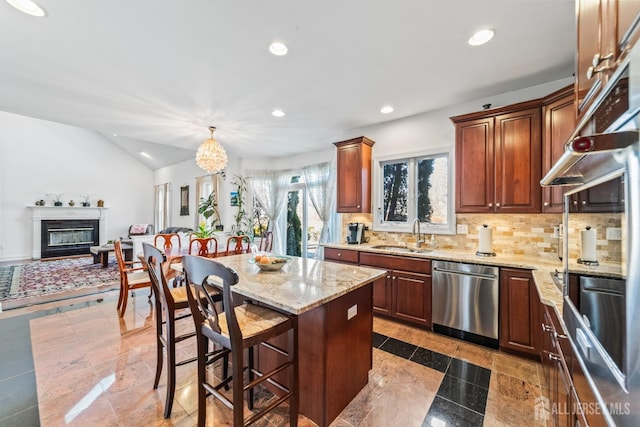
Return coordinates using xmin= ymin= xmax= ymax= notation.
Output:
xmin=372 ymin=146 xmax=456 ymax=235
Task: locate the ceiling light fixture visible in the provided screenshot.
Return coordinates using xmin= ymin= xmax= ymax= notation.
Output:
xmin=269 ymin=42 xmax=288 ymax=56
xmin=380 ymin=106 xmax=394 ymax=114
xmin=272 ymin=109 xmax=285 ymax=117
xmin=468 ymin=29 xmax=495 ymax=46
xmin=6 ymin=0 xmax=46 ymax=17
xmin=195 ymin=126 xmax=228 ymax=174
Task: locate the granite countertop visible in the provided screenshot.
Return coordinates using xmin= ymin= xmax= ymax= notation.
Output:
xmin=213 ymin=253 xmax=386 ymax=315
xmin=323 ymin=242 xmax=566 ymax=315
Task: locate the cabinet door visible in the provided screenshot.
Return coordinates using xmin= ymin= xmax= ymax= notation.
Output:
xmin=579 ymin=175 xmax=624 ymax=212
xmin=542 ymin=89 xmax=575 ymax=213
xmin=335 ymin=137 xmax=374 ymax=213
xmin=618 ymin=0 xmax=640 ymax=61
xmin=455 ymin=117 xmax=494 ymax=213
xmin=494 ymin=108 xmax=542 ymax=213
xmin=499 ymin=268 xmax=539 ymax=357
xmin=373 ymin=273 xmax=393 ymax=315
xmin=576 ymin=0 xmax=606 ymax=119
xmin=393 ymin=270 xmax=431 ymax=327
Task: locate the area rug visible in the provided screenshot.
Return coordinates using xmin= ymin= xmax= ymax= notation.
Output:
xmin=0 ymin=256 xmax=120 ymax=310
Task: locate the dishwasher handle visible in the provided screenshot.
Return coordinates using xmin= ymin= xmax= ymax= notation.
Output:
xmin=433 ymin=267 xmax=498 ymax=281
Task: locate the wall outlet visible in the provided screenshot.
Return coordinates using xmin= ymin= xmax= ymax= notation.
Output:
xmin=606 ymin=227 xmax=622 ymax=241
xmin=347 ymin=304 xmax=357 ymax=320
xmin=457 ymin=224 xmax=468 ymax=235
xmin=553 ymin=226 xmax=560 ymax=238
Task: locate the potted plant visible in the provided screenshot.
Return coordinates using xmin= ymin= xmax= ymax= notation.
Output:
xmin=197 ymin=191 xmax=221 ymax=231
xmin=48 ymin=193 xmax=63 ymax=206
xmin=80 ymin=193 xmax=95 ymax=207
xmin=230 ymin=174 xmax=253 ymax=238
xmin=192 ymin=221 xmax=213 ymax=238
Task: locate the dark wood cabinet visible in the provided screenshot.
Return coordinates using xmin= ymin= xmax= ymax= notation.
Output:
xmin=334 ymin=136 xmax=375 ymax=213
xmin=542 ymin=86 xmax=575 ymax=213
xmin=323 ymin=247 xmax=359 ymax=264
xmin=452 ymin=102 xmax=542 ymax=213
xmin=569 ymin=174 xmax=624 ymax=213
xmin=576 ymin=0 xmax=640 ymax=120
xmin=499 ymin=268 xmax=540 ymax=358
xmin=359 ymin=252 xmax=431 ymax=327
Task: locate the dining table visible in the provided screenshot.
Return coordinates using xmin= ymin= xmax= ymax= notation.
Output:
xmin=208 ymin=252 xmax=387 ymax=427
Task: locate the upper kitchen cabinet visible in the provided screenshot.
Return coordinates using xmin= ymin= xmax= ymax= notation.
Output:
xmin=452 ymin=101 xmax=542 ymax=214
xmin=576 ymin=0 xmax=640 ymax=120
xmin=334 ymin=136 xmax=375 ymax=213
xmin=542 ymin=86 xmax=575 ymax=213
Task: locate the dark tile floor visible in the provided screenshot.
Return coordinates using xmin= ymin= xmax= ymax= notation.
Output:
xmin=1 ymin=290 xmax=548 ymax=426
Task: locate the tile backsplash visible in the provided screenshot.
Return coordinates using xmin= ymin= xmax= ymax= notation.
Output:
xmin=341 ymin=213 xmax=623 ymax=263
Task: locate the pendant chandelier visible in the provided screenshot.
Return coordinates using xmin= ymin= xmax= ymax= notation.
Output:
xmin=195 ymin=126 xmax=228 ymax=174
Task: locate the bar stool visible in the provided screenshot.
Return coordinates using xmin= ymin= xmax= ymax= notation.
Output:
xmin=182 ymin=255 xmax=299 ymax=427
xmin=142 ymin=243 xmax=226 ymax=418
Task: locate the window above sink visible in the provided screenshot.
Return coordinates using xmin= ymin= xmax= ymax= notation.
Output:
xmin=372 ymin=146 xmax=456 ymax=235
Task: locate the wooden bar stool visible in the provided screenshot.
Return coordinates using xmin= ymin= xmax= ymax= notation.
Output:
xmin=182 ymin=255 xmax=299 ymax=427
xmin=142 ymin=243 xmax=226 ymax=418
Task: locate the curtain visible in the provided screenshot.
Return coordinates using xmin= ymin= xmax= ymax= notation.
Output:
xmin=247 ymin=169 xmax=295 ymax=254
xmin=153 ymin=183 xmax=171 ymax=233
xmin=302 ymin=161 xmax=335 ymax=258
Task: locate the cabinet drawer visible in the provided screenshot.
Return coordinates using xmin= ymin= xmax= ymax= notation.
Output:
xmin=360 ymin=252 xmax=431 ymax=274
xmin=324 ymin=248 xmax=359 ymax=264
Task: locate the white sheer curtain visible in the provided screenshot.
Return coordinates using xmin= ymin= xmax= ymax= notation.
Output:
xmin=153 ymin=183 xmax=171 ymax=233
xmin=302 ymin=161 xmax=335 ymax=258
xmin=247 ymin=169 xmax=295 ymax=254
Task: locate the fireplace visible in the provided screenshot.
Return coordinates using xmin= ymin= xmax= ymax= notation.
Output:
xmin=29 ymin=206 xmax=109 ymax=260
xmin=40 ymin=219 xmax=99 ymax=258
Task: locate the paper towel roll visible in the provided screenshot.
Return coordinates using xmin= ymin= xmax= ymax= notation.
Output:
xmin=478 ymin=225 xmax=493 ymax=253
xmin=580 ymin=227 xmax=597 ymax=262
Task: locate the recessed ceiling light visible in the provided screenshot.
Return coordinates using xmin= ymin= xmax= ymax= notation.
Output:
xmin=140 ymin=152 xmax=152 ymax=159
xmin=272 ymin=109 xmax=285 ymax=117
xmin=468 ymin=29 xmax=495 ymax=46
xmin=380 ymin=106 xmax=394 ymax=114
xmin=6 ymin=0 xmax=46 ymax=17
xmin=269 ymin=42 xmax=288 ymax=56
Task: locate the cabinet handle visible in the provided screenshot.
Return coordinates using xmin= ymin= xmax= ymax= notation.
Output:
xmin=573 ymin=200 xmax=578 ymax=206
xmin=488 ymin=203 xmax=493 ymax=208
xmin=581 ymin=200 xmax=586 ymax=205
xmin=554 ymin=331 xmax=568 ymax=340
xmin=549 ymin=353 xmax=561 ymax=361
xmin=386 ymin=275 xmax=391 ymax=279
xmin=542 ymin=323 xmax=553 ymax=332
xmin=496 ymin=203 xmax=501 ymax=208
xmin=357 ymin=205 xmax=360 ymax=209
xmin=337 ymin=253 xmax=342 ymax=257
xmin=543 ymin=202 xmax=549 ymax=207
xmin=592 ymin=52 xmax=614 ymax=68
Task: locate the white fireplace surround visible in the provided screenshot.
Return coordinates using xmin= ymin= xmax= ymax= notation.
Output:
xmin=29 ymin=206 xmax=109 ymax=259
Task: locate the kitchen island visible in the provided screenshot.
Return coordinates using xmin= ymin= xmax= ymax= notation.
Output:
xmin=213 ymin=253 xmax=386 ymax=427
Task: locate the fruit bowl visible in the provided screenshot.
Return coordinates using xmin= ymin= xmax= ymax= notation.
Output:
xmin=248 ymin=254 xmax=292 ymax=271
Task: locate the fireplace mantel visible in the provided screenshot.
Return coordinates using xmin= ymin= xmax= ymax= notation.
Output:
xmin=28 ymin=206 xmax=109 ymax=259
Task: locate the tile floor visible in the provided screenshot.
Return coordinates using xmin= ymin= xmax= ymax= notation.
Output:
xmin=2 ymin=290 xmax=549 ymax=426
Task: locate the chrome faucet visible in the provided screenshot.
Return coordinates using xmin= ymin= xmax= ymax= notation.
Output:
xmin=412 ymin=218 xmax=424 ymax=248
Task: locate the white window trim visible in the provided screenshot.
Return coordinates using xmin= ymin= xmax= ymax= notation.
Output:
xmin=372 ymin=145 xmax=456 ymax=235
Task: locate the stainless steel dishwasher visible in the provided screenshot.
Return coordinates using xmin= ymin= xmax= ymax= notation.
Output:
xmin=432 ymin=260 xmax=500 ymax=348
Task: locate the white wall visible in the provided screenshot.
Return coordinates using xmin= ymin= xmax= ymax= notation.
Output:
xmin=0 ymin=111 xmax=155 ymax=261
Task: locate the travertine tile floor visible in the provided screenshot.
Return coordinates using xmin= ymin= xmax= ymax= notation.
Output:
xmin=25 ymin=290 xmax=547 ymax=426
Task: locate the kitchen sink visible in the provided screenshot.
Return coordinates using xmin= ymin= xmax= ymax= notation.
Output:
xmin=370 ymin=245 xmax=432 ymax=253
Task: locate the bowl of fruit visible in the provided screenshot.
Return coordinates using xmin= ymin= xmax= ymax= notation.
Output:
xmin=249 ymin=253 xmax=292 ymax=271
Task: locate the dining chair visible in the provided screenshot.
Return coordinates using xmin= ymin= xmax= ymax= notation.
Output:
xmin=188 ymin=236 xmax=219 ymax=258
xmin=224 ymin=235 xmax=252 ymax=255
xmin=182 ymin=255 xmax=299 ymax=427
xmin=155 ymin=233 xmax=181 ymax=251
xmin=258 ymin=231 xmax=273 ymax=252
xmin=114 ymin=239 xmax=152 ymax=317
xmin=142 ymin=243 xmax=224 ymax=418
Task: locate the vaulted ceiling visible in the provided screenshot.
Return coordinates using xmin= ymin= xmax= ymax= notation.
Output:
xmin=0 ymin=0 xmax=575 ymax=169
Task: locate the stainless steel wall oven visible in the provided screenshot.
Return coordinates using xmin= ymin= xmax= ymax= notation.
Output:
xmin=542 ymin=43 xmax=640 ymax=426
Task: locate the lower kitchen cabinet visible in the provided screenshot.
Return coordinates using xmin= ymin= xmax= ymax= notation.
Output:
xmin=360 ymin=252 xmax=432 ymax=327
xmin=323 ymin=247 xmax=359 ymax=264
xmin=499 ymin=268 xmax=540 ymax=358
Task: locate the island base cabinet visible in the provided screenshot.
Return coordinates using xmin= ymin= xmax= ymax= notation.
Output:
xmin=257 ymin=283 xmax=373 ymax=427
